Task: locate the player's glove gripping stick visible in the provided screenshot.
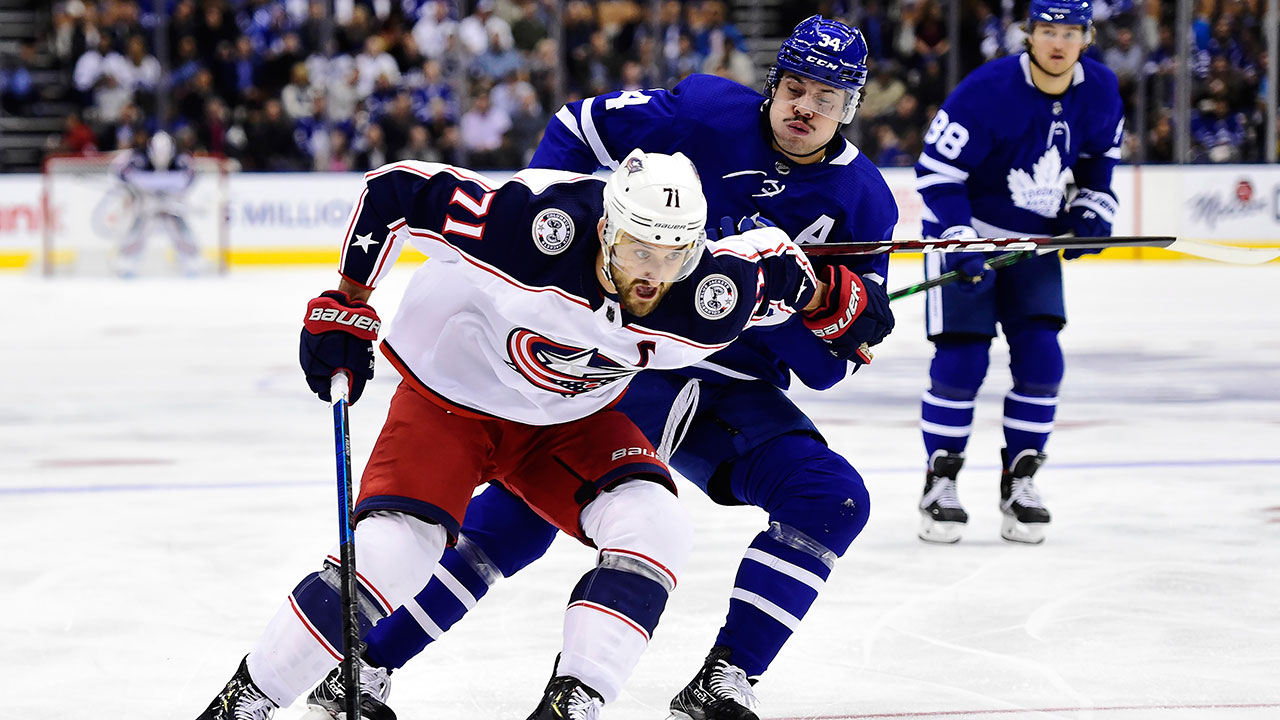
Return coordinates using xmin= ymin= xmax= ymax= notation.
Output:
xmin=300 ymin=290 xmax=381 ymax=404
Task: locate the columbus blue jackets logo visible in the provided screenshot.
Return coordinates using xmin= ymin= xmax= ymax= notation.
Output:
xmin=506 ymin=328 xmax=636 ymax=396
xmin=532 ymin=208 xmax=575 ymax=255
xmin=695 ymin=274 xmax=737 ymax=320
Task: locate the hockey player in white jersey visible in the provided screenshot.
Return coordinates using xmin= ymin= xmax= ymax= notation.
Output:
xmin=193 ymin=150 xmax=881 ymax=720
xmin=914 ymin=0 xmax=1124 ymax=544
xmin=299 ymin=16 xmax=898 ymax=720
xmin=109 ymin=131 xmax=203 ymax=277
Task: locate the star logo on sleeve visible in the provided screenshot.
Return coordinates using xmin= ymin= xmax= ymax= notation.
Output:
xmin=352 ymin=232 xmax=380 ymax=252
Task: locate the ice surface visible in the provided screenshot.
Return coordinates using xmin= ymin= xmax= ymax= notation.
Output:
xmin=4 ymin=260 xmax=1280 ymax=719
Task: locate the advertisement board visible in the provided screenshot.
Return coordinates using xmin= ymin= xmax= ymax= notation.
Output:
xmin=0 ymin=165 xmax=1274 ymax=270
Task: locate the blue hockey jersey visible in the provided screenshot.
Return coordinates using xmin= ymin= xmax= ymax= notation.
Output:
xmin=531 ymin=73 xmax=899 ymax=390
xmin=335 ymin=161 xmax=821 ymax=425
xmin=915 ymin=53 xmax=1124 ymax=238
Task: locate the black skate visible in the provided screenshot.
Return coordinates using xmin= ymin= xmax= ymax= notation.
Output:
xmin=668 ymin=646 xmax=759 ymax=720
xmin=195 ymin=656 xmax=277 ymax=720
xmin=525 ymin=662 xmax=604 ymax=720
xmin=918 ymin=450 xmax=969 ymax=544
xmin=1000 ymin=448 xmax=1051 ymax=544
xmin=304 ymin=659 xmax=397 ymax=720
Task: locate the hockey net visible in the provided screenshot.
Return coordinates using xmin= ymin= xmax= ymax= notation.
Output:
xmin=41 ymin=153 xmax=233 ymax=277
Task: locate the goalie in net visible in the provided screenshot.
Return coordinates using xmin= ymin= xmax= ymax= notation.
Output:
xmin=41 ymin=132 xmax=231 ymax=277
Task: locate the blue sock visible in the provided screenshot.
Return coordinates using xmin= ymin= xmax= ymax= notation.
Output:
xmin=716 ymin=434 xmax=869 ymax=677
xmin=922 ymin=338 xmax=991 ymax=458
xmin=1004 ymin=322 xmax=1063 ymax=458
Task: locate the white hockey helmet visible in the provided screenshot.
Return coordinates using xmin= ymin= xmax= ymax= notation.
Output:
xmin=148 ymin=131 xmax=175 ymax=169
xmin=601 ymin=149 xmax=708 ymax=283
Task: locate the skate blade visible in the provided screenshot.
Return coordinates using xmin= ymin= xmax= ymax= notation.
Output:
xmin=667 ymin=711 xmax=695 ymax=720
xmin=298 ymin=706 xmax=338 ymax=720
xmin=1000 ymin=515 xmax=1047 ymax=544
xmin=918 ymin=517 xmax=966 ymax=544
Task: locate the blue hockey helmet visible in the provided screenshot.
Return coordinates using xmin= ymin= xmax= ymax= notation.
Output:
xmin=766 ymin=15 xmax=869 ymax=124
xmin=1027 ymin=0 xmax=1093 ymax=30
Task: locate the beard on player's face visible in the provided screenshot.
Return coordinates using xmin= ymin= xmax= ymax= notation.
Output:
xmin=613 ymin=270 xmax=672 ymax=317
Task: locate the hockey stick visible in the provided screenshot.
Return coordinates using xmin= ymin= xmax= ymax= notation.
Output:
xmin=330 ymin=373 xmax=362 ymax=720
xmin=888 ymin=250 xmax=1039 ymax=301
xmin=803 ymin=235 xmax=1280 ymax=265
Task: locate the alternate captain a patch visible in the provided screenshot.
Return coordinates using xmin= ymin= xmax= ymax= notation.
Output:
xmin=695 ymin=274 xmax=737 ymax=320
xmin=531 ymin=208 xmax=575 ymax=255
xmin=506 ymin=328 xmax=636 ymax=396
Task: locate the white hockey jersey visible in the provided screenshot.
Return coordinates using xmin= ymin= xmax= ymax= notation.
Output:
xmin=337 ymin=161 xmax=820 ymax=426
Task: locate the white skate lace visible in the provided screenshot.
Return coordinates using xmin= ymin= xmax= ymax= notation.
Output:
xmin=921 ymin=477 xmax=963 ymax=510
xmin=709 ymin=661 xmax=758 ymax=709
xmin=358 ymin=661 xmax=393 ymax=702
xmin=234 ymin=694 xmax=275 ymax=720
xmin=1003 ymin=477 xmax=1045 ymax=511
xmin=566 ymin=686 xmax=603 ymax=720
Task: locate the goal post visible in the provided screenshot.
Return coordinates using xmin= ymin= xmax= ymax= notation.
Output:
xmin=41 ymin=152 xmax=234 ymax=277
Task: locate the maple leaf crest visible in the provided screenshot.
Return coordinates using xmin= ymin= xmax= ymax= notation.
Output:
xmin=1006 ymin=145 xmax=1070 ymax=218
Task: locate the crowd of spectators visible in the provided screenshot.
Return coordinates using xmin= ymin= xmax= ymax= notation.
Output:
xmin=25 ymin=0 xmax=1280 ymax=172
xmin=38 ymin=0 xmax=758 ymax=171
xmin=851 ymin=0 xmax=1276 ymax=166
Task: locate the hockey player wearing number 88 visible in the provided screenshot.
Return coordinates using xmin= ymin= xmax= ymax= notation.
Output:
xmin=303 ymin=15 xmax=899 ymax=720
xmin=914 ymin=0 xmax=1124 ymax=545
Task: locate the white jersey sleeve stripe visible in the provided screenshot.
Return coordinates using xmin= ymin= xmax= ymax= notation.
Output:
xmin=918 ymin=153 xmax=970 ymax=181
xmin=579 ymin=97 xmax=619 ymax=170
xmin=915 ymin=173 xmax=965 ymax=190
xmin=554 ymin=105 xmax=586 ymax=144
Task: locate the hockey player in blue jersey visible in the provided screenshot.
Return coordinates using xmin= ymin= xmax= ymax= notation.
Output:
xmin=914 ymin=0 xmax=1123 ymax=545
xmin=302 ymin=16 xmax=898 ymax=720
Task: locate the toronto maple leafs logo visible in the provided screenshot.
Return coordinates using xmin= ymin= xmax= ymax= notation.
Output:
xmin=1007 ymin=145 xmax=1070 ymax=218
xmin=506 ymin=328 xmax=636 ymax=396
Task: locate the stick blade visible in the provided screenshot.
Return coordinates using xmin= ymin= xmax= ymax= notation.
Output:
xmin=1167 ymin=239 xmax=1280 ymax=265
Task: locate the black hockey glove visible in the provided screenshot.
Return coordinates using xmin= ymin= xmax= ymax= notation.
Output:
xmin=801 ymin=265 xmax=894 ymax=364
xmin=300 ymin=290 xmax=381 ymax=404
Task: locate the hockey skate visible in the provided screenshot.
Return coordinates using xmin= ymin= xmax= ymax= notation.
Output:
xmin=668 ymin=646 xmax=759 ymax=720
xmin=300 ymin=658 xmax=397 ymax=720
xmin=195 ymin=656 xmax=277 ymax=720
xmin=525 ymin=660 xmax=604 ymax=720
xmin=918 ymin=450 xmax=969 ymax=544
xmin=1000 ymin=448 xmax=1051 ymax=544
